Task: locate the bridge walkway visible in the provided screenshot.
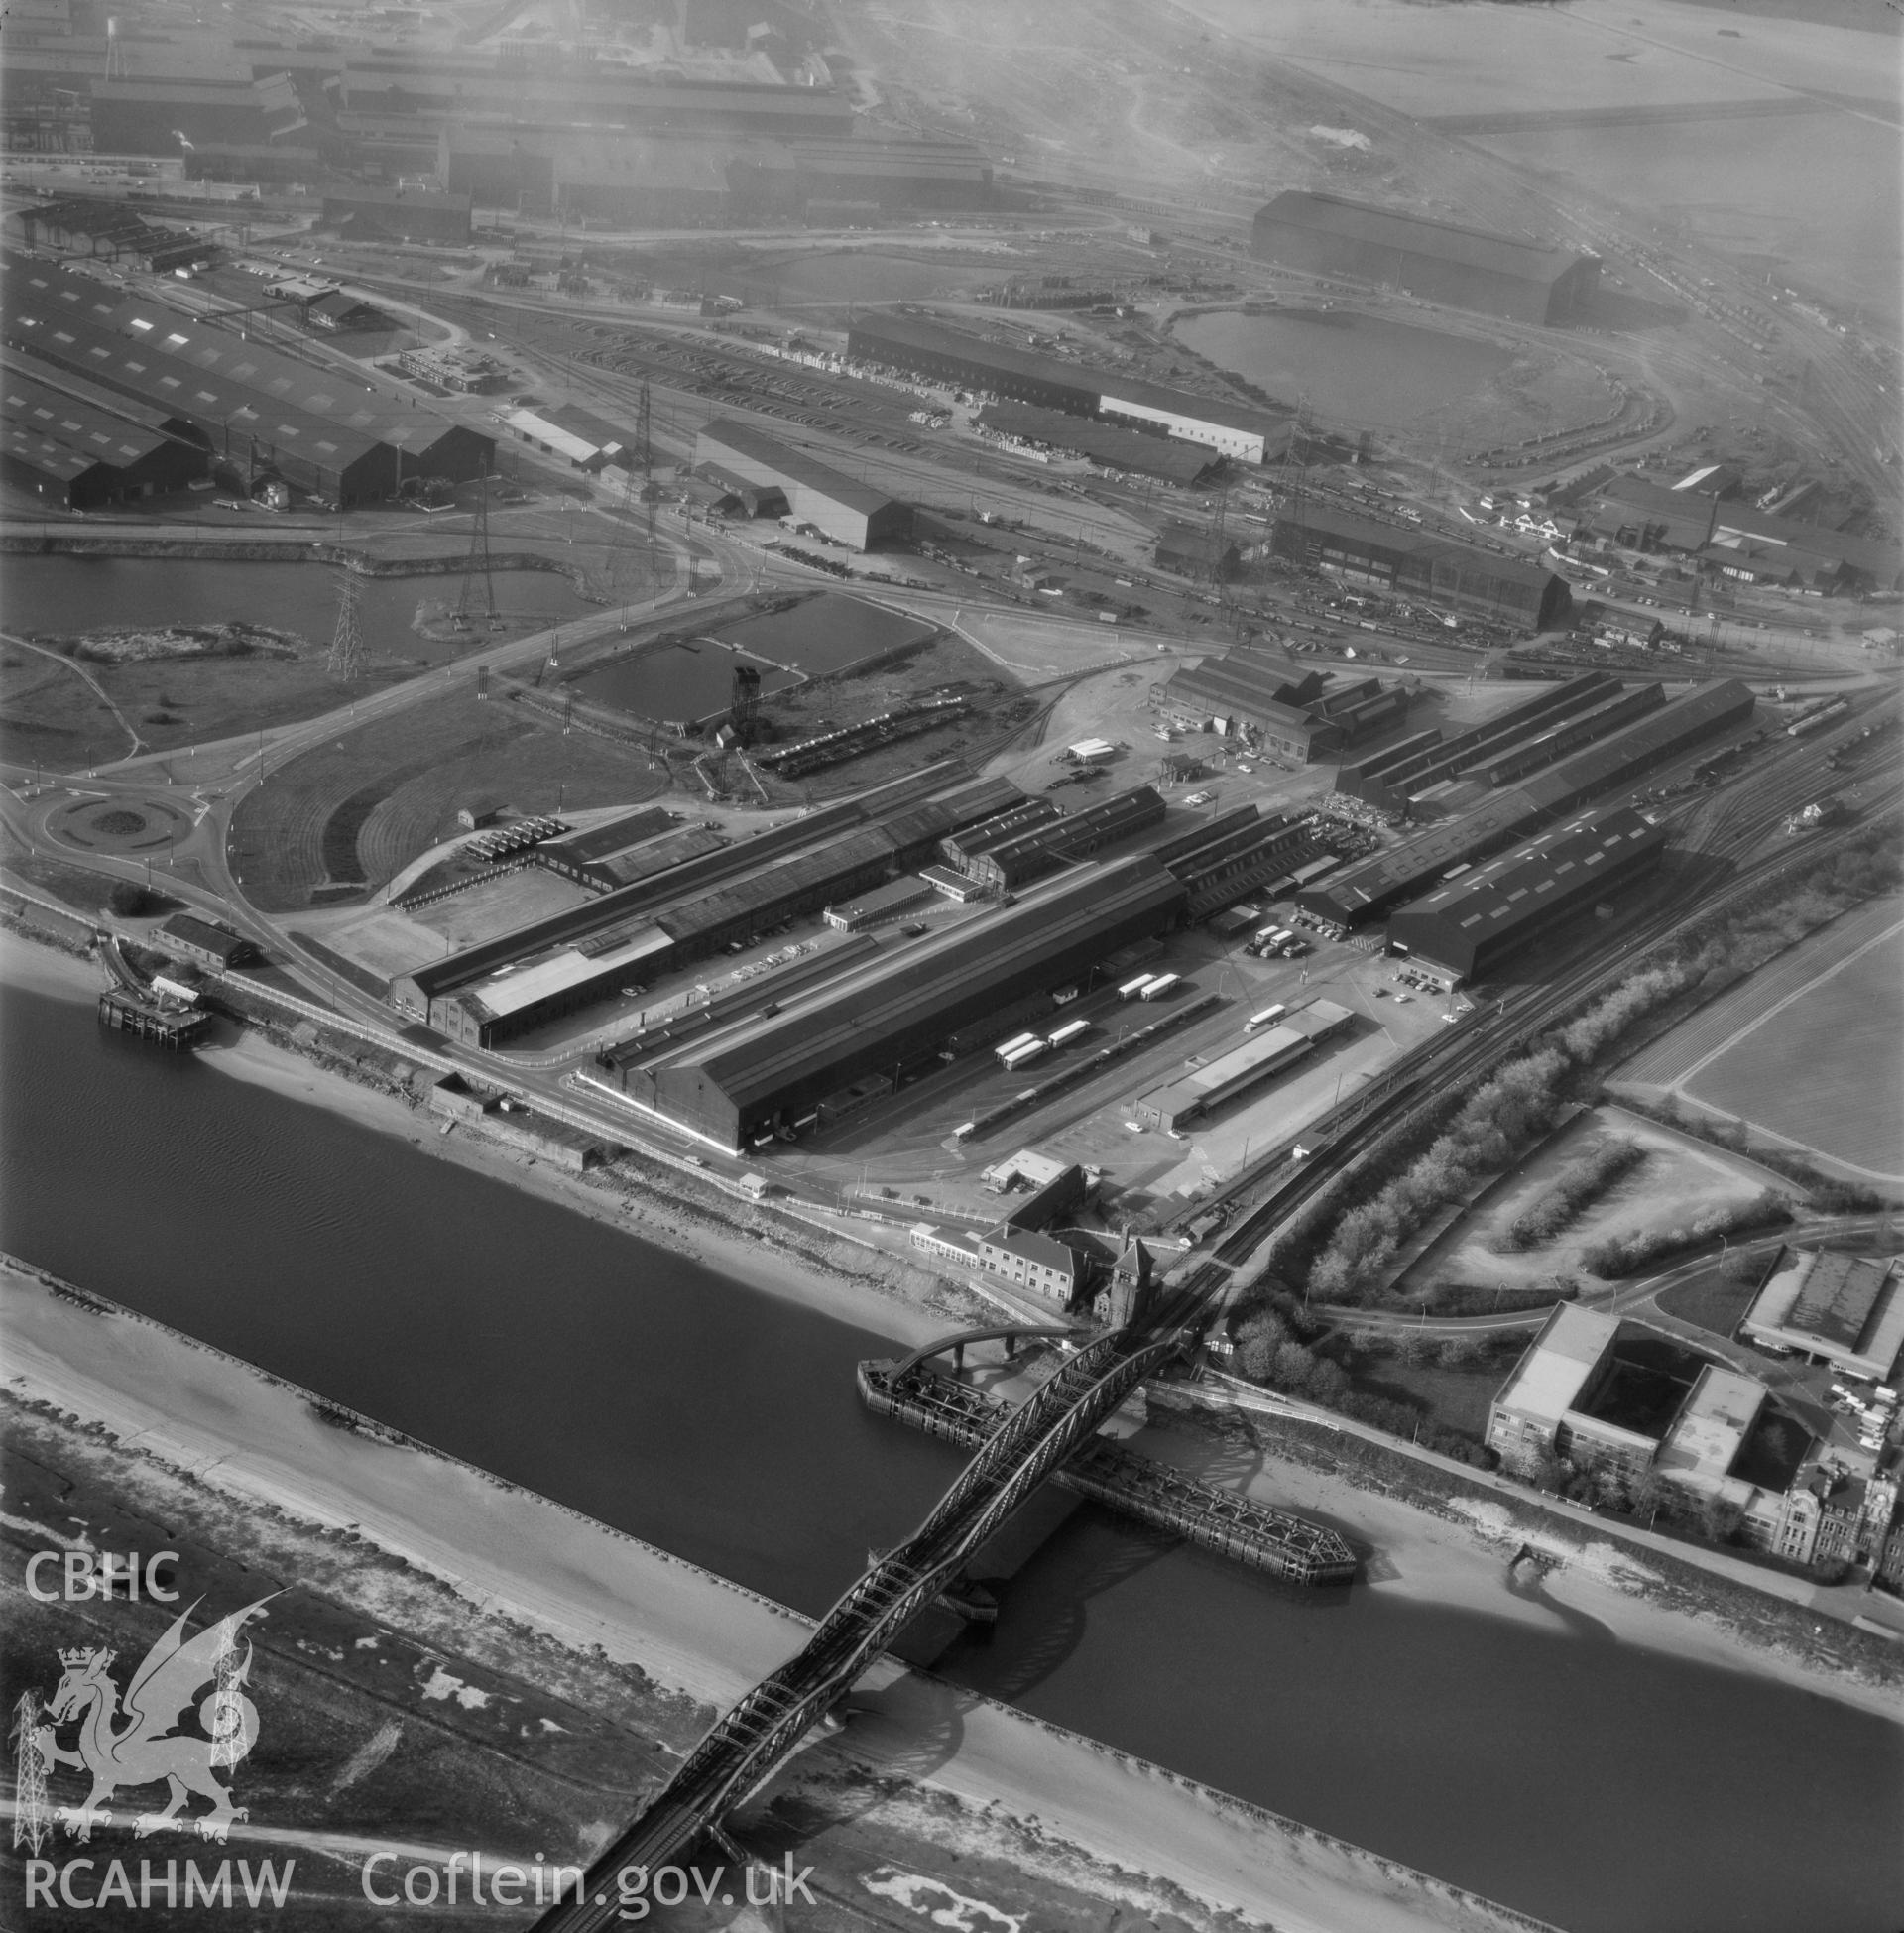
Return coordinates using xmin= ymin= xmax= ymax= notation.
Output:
xmin=534 ymin=1329 xmax=1178 ymax=1930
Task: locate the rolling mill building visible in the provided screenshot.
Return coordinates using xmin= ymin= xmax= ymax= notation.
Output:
xmin=1271 ymin=504 xmax=1571 ymax=632
xmin=621 ymin=855 xmax=1190 ymax=1149
xmin=1250 ymin=191 xmax=1601 ymax=327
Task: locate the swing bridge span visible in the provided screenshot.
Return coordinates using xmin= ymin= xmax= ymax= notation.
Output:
xmin=532 ymin=1326 xmax=1354 ymax=1931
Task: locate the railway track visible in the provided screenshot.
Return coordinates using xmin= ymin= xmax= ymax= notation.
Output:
xmin=1188 ymin=800 xmax=1900 ymax=1272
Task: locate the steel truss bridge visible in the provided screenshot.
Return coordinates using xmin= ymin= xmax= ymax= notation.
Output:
xmin=532 ymin=1330 xmax=1178 ymax=1932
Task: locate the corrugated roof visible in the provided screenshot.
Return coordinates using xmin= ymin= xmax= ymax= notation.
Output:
xmin=656 ymin=857 xmax=1185 ymax=1112
xmin=1390 ymin=804 xmax=1664 ymax=929
xmin=1790 ymin=1252 xmax=1892 ymax=1351
xmin=466 ymin=926 xmax=672 ymax=1020
xmin=4 ymin=258 xmax=475 ymax=461
xmin=2 ymin=365 xmax=176 ymax=468
xmin=1257 ymin=189 xmax=1590 ymax=286
xmin=538 ymin=807 xmax=676 ymax=867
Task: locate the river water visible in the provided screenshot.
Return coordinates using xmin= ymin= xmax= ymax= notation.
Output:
xmin=2 ymin=983 xmax=1898 ymax=1933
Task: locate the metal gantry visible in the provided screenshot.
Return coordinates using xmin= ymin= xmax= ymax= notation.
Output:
xmin=531 ymin=1333 xmax=1179 ymax=1932
xmin=326 ymin=568 xmax=364 ymax=681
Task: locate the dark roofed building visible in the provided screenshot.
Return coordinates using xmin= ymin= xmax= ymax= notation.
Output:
xmin=694 ymin=417 xmax=909 ymax=549
xmin=3 ymin=256 xmax=492 ymax=501
xmin=1581 ymin=475 xmax=1904 ymax=594
xmin=977 ymin=401 xmax=1222 ymax=485
xmin=159 ymin=914 xmax=257 ymax=970
xmin=629 ymin=856 xmax=1187 ymax=1148
xmin=1252 ymin=190 xmax=1600 ymax=326
xmin=848 ymin=311 xmax=1101 ymax=415
xmin=1272 ymin=504 xmax=1570 ymax=632
xmin=88 ymin=72 xmax=308 ymax=155
xmin=1155 ymin=523 xmax=1241 ymax=582
xmin=1161 ymin=651 xmax=1413 ymax=765
xmin=1384 ymin=805 xmax=1667 ymax=981
xmin=320 ymin=185 xmax=471 ymax=244
xmin=534 ymin=806 xmax=680 ymax=887
xmin=2 ymin=365 xmax=206 ymax=506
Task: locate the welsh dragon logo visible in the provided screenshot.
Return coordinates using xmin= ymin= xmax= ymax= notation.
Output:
xmin=11 ymin=1597 xmax=273 ymax=1848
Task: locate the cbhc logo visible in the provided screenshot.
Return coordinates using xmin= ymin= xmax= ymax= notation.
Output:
xmin=26 ymin=1551 xmax=181 ymax=1602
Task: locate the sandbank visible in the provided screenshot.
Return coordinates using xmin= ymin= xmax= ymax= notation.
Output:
xmin=1 ymin=1259 xmax=1549 ymax=1933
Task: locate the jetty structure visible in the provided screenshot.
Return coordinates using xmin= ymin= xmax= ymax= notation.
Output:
xmin=858 ymin=1346 xmax=1357 ymax=1585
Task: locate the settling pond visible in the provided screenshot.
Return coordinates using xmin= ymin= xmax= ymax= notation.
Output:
xmin=571 ymin=592 xmax=936 ymax=724
xmin=0 ymin=553 xmax=600 ymax=662
xmin=1174 ymin=309 xmax=1515 ymax=428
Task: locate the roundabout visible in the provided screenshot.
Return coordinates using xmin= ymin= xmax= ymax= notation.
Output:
xmin=45 ymin=792 xmax=196 ymax=859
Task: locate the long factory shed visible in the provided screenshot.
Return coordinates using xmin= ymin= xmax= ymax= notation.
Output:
xmin=1271 ymin=502 xmax=1571 ymax=632
xmin=1386 ymin=805 xmax=1668 ymax=982
xmin=400 ymin=769 xmax=1023 ymax=1046
xmin=694 ymin=417 xmax=911 ymax=549
xmin=1298 ymin=679 xmax=1753 ymax=928
xmin=3 ymin=255 xmax=492 ymax=501
xmin=626 ymin=855 xmax=1190 ymax=1148
xmin=1134 ymin=998 xmax=1354 ymax=1135
xmin=846 ymin=311 xmax=1290 ymax=464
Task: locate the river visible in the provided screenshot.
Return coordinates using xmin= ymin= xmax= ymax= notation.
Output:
xmin=1 ymin=983 xmax=1898 ymax=1933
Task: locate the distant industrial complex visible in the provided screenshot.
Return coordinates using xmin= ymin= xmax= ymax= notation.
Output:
xmin=1251 ymin=191 xmax=1602 ymax=327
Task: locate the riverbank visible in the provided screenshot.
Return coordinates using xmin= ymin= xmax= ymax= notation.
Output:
xmin=0 ymin=1256 xmax=1550 ymax=1933
xmin=8 ymin=922 xmax=1900 ymax=1730
xmin=0 ymin=924 xmax=961 ymax=1351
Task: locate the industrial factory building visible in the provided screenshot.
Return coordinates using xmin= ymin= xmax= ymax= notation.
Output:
xmin=341 ymin=57 xmax=855 ymax=136
xmin=87 ymin=72 xmax=309 ymax=155
xmin=952 ymin=785 xmax=1166 ymax=890
xmin=846 ymin=312 xmax=1289 ymax=462
xmin=1338 ymin=671 xmax=1632 ymax=812
xmin=1385 ymin=805 xmax=1667 ymax=983
xmin=850 ymin=312 xmax=1098 ymax=414
xmin=3 ymin=258 xmax=493 ymax=504
xmin=623 ymin=855 xmax=1189 ymax=1148
xmin=2 ymin=365 xmax=206 ymax=507
xmin=1134 ymin=999 xmax=1353 ymax=1133
xmin=1272 ymin=505 xmax=1571 ymax=632
xmin=533 ymin=808 xmax=682 ymax=890
xmin=1300 ymin=680 xmax=1752 ymax=929
xmin=977 ymin=401 xmax=1223 ymax=486
xmin=320 ymin=185 xmax=472 ymax=245
xmin=396 ymin=767 xmax=1020 ymax=1044
xmin=1251 ymin=191 xmax=1601 ymax=327
xmin=9 ymin=200 xmax=205 ymax=275
xmin=1160 ymin=653 xmax=1412 ymax=764
xmin=694 ymin=418 xmax=911 ymax=549
xmin=1577 ymin=475 xmax=1904 ymax=595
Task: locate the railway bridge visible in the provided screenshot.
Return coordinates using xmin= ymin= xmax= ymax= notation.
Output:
xmin=531 ymin=1328 xmax=1180 ymax=1933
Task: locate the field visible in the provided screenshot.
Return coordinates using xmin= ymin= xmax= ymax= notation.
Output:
xmin=1686 ymin=920 xmax=1904 ymax=1180
xmin=226 ymin=689 xmax=668 ymax=913
xmin=1623 ymin=896 xmax=1904 ymax=1181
